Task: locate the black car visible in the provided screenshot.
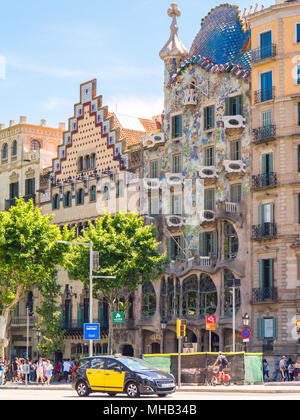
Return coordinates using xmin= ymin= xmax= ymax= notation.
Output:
xmin=72 ymin=355 xmax=176 ymax=398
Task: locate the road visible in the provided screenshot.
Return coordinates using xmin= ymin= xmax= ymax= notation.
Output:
xmin=0 ymin=389 xmax=299 ymax=400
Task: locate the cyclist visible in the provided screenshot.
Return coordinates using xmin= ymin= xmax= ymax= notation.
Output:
xmin=212 ymin=351 xmax=228 ymax=384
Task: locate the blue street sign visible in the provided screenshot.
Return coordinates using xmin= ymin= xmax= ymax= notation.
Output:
xmin=84 ymin=323 xmax=100 ymax=341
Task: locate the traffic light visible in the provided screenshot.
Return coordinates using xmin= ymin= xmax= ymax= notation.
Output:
xmin=177 ymin=319 xmax=187 ymax=337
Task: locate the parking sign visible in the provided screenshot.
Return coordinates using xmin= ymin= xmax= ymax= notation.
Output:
xmin=84 ymin=323 xmax=100 ymax=341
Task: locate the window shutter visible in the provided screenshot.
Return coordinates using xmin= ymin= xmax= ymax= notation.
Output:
xmin=225 ymin=98 xmax=230 ymax=116
xmin=172 ymin=116 xmax=176 ymax=139
xmin=77 ymin=304 xmax=83 ymax=328
xmin=257 ymin=317 xmax=264 ymax=340
xmin=212 ymin=231 xmax=218 ymax=258
xmin=178 ymin=115 xmax=182 ymax=137
xmin=258 ymin=204 xmax=264 ymax=225
xmin=63 ymin=194 xmax=67 ymax=207
xmin=273 ymin=317 xmax=278 ymax=339
xmin=199 ymin=232 xmax=206 ymax=257
xmin=238 ymin=95 xmax=243 ymax=115
xmin=269 ymin=259 xmax=274 ymax=289
xmin=259 ymin=260 xmax=264 ymax=291
xmin=167 ymin=237 xmax=172 ymax=259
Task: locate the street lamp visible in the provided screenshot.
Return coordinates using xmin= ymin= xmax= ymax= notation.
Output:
xmin=227 ymin=278 xmax=241 ymax=353
xmin=242 ymin=313 xmax=249 ymax=326
xmin=54 ymin=240 xmax=115 ymax=357
xmin=160 ymin=320 xmax=167 ymax=354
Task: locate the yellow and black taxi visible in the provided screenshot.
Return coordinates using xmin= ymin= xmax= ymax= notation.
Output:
xmin=72 ymin=355 xmax=176 ymax=398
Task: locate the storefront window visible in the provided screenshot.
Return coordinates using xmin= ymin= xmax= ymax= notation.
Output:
xmin=141 ymin=281 xmax=157 ymax=319
xmin=182 ymin=275 xmax=198 ymax=319
xmin=199 ymin=274 xmax=217 ymax=317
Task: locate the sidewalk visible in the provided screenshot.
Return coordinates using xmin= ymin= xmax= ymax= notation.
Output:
xmin=1 ymin=382 xmax=300 ymax=393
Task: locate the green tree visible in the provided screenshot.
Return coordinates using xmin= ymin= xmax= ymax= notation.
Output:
xmin=0 ymin=198 xmax=73 ymax=356
xmin=65 ymin=212 xmax=168 ymax=354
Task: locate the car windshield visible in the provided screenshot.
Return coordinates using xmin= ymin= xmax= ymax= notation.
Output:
xmin=119 ymin=358 xmax=159 ymax=371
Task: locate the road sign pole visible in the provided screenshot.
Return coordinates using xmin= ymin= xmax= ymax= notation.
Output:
xmin=232 ymin=286 xmax=235 ymax=353
xmin=209 ymin=330 xmax=212 ymax=353
xmin=89 ymin=241 xmax=93 ymax=358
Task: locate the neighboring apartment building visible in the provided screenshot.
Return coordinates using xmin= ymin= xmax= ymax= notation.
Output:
xmin=247 ymin=0 xmax=300 ymax=357
xmin=0 ymin=117 xmax=64 ymax=359
xmin=38 ymin=79 xmax=157 ymax=359
xmin=139 ymin=3 xmax=253 ymax=354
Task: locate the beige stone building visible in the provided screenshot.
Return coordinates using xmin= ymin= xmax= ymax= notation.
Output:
xmin=38 ymin=79 xmax=158 ymax=360
xmin=247 ymin=0 xmax=300 ymax=362
xmin=0 ymin=117 xmax=64 ymax=359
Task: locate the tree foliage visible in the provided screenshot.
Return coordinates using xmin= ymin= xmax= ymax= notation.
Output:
xmin=0 ymin=198 xmax=73 ymax=354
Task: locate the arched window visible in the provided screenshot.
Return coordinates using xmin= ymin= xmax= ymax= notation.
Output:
xmin=2 ymin=143 xmax=8 ymax=160
xmin=12 ymin=140 xmax=17 ymax=157
xmin=30 ymin=140 xmax=40 ymax=151
xmin=182 ymin=275 xmax=198 ymax=319
xmin=63 ymin=191 xmax=72 ymax=207
xmin=199 ymin=274 xmax=217 ymax=317
xmin=52 ymin=194 xmax=60 ymax=210
xmin=78 ymin=157 xmax=83 ymax=172
xmin=85 ymin=155 xmax=90 ymax=170
xmin=224 ymin=269 xmax=241 ymax=317
xmin=91 ymin=153 xmax=96 ymax=169
xmin=224 ymin=221 xmax=239 ymax=260
xmin=103 ymin=184 xmax=110 ymax=200
xmin=141 ymin=281 xmax=156 ymax=319
xmin=90 ymin=185 xmax=96 ymax=202
xmin=76 ymin=188 xmax=84 ymax=205
xmin=160 ymin=277 xmax=167 ymax=319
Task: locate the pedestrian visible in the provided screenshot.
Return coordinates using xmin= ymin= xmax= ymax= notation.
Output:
xmin=63 ymin=359 xmax=71 ymax=383
xmin=11 ymin=358 xmax=18 ymax=383
xmin=263 ymin=359 xmax=270 ymax=382
xmin=72 ymin=360 xmax=79 ymax=376
xmin=287 ymin=359 xmax=295 ymax=382
xmin=44 ymin=360 xmax=54 ymax=385
xmin=294 ymin=359 xmax=300 ymax=381
xmin=273 ymin=356 xmax=282 ymax=381
xmin=0 ymin=357 xmax=5 ymax=386
xmin=54 ymin=361 xmax=62 ymax=383
xmin=36 ymin=357 xmax=45 ymax=385
xmin=279 ymin=356 xmax=287 ymax=382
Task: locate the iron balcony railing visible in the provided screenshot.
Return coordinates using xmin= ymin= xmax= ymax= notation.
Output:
xmin=253 ymin=125 xmax=276 ymax=142
xmin=252 ymin=173 xmax=277 ymax=190
xmin=252 ymin=287 xmax=278 ymax=303
xmin=61 ymin=319 xmax=109 ymax=330
xmin=252 ymin=223 xmax=277 ymax=239
xmin=251 ymin=44 xmax=276 ymax=63
xmin=254 ymin=87 xmax=275 ymax=104
xmin=5 ymin=194 xmax=36 ymax=211
xmin=10 ymin=316 xmax=38 ymax=327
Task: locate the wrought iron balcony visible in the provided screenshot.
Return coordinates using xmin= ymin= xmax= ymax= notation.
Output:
xmin=252 ymin=173 xmax=277 ymax=190
xmin=251 ymin=44 xmax=276 ymax=63
xmin=252 ymin=287 xmax=278 ymax=303
xmin=10 ymin=316 xmax=38 ymax=327
xmin=252 ymin=223 xmax=277 ymax=239
xmin=5 ymin=194 xmax=36 ymax=210
xmin=253 ymin=125 xmax=276 ymax=143
xmin=61 ymin=318 xmax=109 ymax=330
xmin=254 ymin=87 xmax=275 ymax=104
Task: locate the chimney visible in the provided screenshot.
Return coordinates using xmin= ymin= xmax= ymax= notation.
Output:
xmin=9 ymin=120 xmax=15 ymax=127
xmin=40 ymin=119 xmax=46 ymax=127
xmin=58 ymin=122 xmax=66 ymax=130
xmin=19 ymin=116 xmax=27 ymax=124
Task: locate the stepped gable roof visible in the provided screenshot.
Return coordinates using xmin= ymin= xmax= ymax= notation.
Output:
xmin=189 ymin=4 xmax=251 ymax=72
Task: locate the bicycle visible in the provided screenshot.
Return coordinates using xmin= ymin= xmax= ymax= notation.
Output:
xmin=210 ymin=366 xmax=231 ymax=386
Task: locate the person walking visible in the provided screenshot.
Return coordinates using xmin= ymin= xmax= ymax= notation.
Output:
xmin=0 ymin=357 xmax=5 ymax=386
xmin=287 ymin=359 xmax=295 ymax=382
xmin=263 ymin=359 xmax=270 ymax=382
xmin=44 ymin=360 xmax=54 ymax=386
xmin=63 ymin=359 xmax=71 ymax=383
xmin=279 ymin=356 xmax=288 ymax=382
xmin=36 ymin=357 xmax=45 ymax=385
xmin=54 ymin=361 xmax=62 ymax=383
xmin=294 ymin=358 xmax=300 ymax=381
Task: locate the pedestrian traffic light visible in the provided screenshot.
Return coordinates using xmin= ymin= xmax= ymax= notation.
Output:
xmin=177 ymin=319 xmax=187 ymax=337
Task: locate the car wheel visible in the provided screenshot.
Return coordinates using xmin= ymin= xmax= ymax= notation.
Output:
xmin=108 ymin=392 xmax=118 ymax=397
xmin=76 ymin=381 xmax=90 ymax=397
xmin=126 ymin=381 xmax=140 ymax=398
xmin=157 ymin=393 xmax=168 ymax=397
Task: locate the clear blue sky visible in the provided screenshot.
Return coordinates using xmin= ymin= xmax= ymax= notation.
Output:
xmin=0 ymin=0 xmax=274 ymax=127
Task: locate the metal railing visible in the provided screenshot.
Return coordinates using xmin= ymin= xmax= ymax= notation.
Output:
xmin=61 ymin=319 xmax=109 ymax=330
xmin=253 ymin=125 xmax=276 ymax=142
xmin=5 ymin=194 xmax=36 ymax=210
xmin=252 ymin=287 xmax=278 ymax=303
xmin=10 ymin=316 xmax=38 ymax=327
xmin=254 ymin=87 xmax=275 ymax=104
xmin=252 ymin=173 xmax=277 ymax=190
xmin=252 ymin=223 xmax=277 ymax=239
xmin=251 ymin=44 xmax=276 ymax=62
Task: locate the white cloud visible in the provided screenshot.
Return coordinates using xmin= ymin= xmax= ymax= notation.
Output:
xmin=107 ymin=95 xmax=164 ymax=119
